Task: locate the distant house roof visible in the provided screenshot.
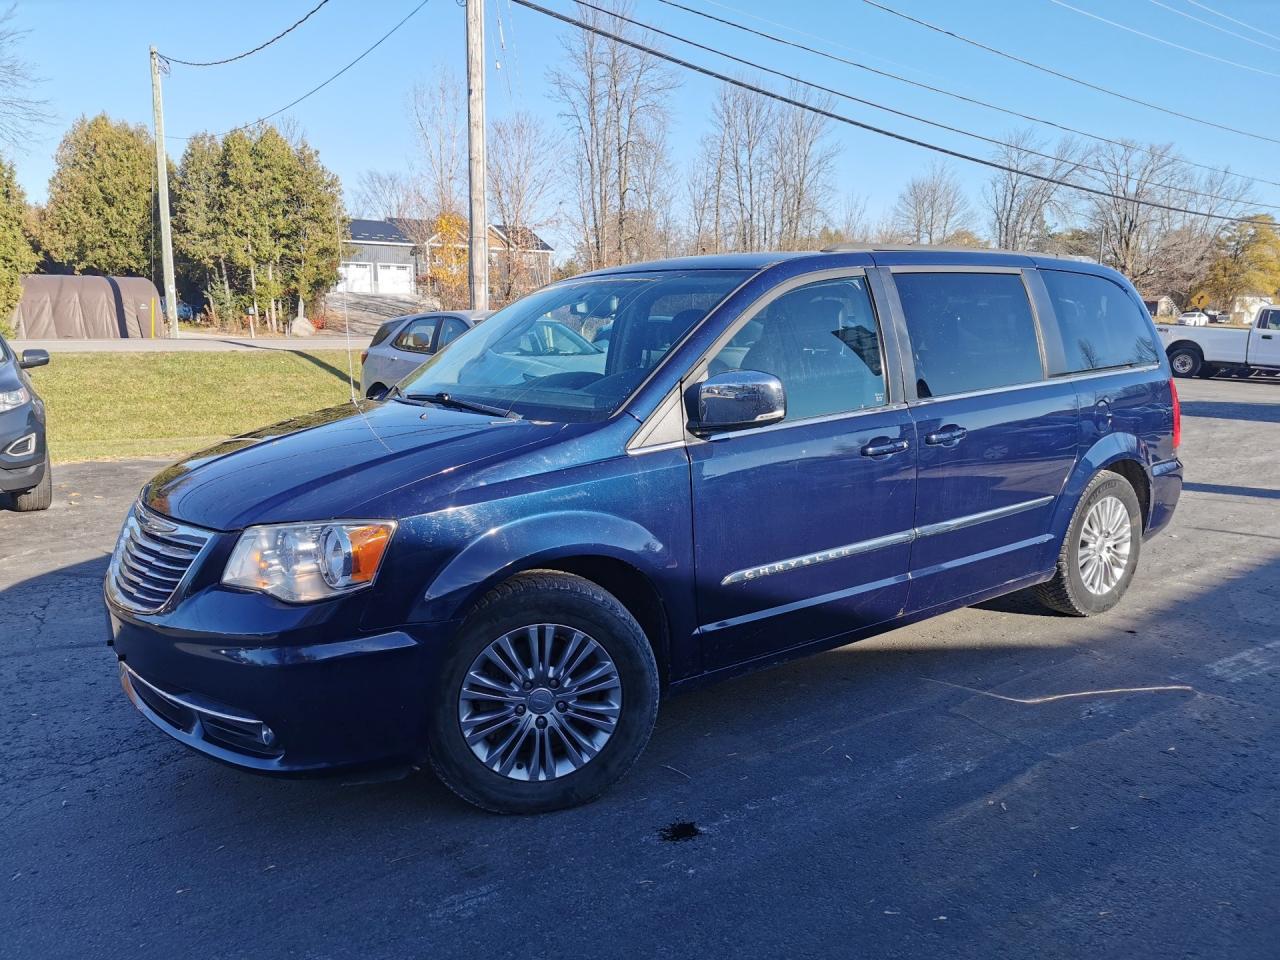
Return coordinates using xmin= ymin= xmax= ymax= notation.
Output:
xmin=347 ymin=218 xmax=413 ymax=245
xmin=349 ymin=217 xmax=552 ymax=252
xmin=492 ymin=223 xmax=553 ymax=252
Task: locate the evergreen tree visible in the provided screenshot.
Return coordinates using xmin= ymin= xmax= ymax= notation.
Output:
xmin=41 ymin=114 xmax=155 ymax=276
xmin=0 ymin=155 xmax=37 ymax=336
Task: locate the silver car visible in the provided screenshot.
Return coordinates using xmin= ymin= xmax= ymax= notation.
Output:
xmin=360 ymin=310 xmax=490 ymax=398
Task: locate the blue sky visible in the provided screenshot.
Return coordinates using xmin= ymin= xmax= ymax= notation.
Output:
xmin=9 ymin=0 xmax=1280 ymax=256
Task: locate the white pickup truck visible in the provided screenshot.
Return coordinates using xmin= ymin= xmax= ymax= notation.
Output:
xmin=1157 ymin=306 xmax=1280 ymax=378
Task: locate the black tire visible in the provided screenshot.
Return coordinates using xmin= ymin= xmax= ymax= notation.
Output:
xmin=365 ymin=383 xmax=388 ymax=400
xmin=1195 ymin=362 xmax=1219 ymax=379
xmin=1036 ymin=471 xmax=1142 ymax=617
xmin=1167 ymin=345 xmax=1201 ymax=378
xmin=426 ymin=571 xmax=660 ymax=814
xmin=11 ymin=454 xmax=52 ymax=512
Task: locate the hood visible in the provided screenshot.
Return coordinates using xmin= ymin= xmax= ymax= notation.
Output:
xmin=143 ymin=399 xmax=569 ymax=531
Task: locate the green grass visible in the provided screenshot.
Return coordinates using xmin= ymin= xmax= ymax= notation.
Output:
xmin=26 ymin=350 xmax=360 ymax=463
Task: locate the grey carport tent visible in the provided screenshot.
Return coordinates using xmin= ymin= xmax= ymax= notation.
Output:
xmin=10 ymin=275 xmax=164 ymax=339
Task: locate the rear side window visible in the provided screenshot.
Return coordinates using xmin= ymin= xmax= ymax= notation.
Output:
xmin=1041 ymin=271 xmax=1161 ymax=373
xmin=370 ymin=320 xmax=400 ymax=347
xmin=438 ymin=316 xmax=469 ymax=347
xmin=710 ymin=275 xmax=887 ymax=420
xmin=894 ymin=272 xmax=1043 ymax=398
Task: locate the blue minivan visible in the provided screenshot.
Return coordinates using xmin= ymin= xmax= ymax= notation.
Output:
xmin=106 ymin=247 xmax=1183 ymax=812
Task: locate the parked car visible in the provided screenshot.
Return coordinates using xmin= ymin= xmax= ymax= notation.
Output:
xmin=359 ymin=310 xmax=490 ymax=398
xmin=1158 ymin=305 xmax=1280 ymax=378
xmin=0 ymin=336 xmax=51 ymax=512
xmin=105 ymin=247 xmax=1183 ymax=813
xmin=1177 ymin=310 xmax=1210 ymax=326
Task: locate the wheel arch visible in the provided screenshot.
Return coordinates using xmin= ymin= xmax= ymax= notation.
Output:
xmin=1045 ymin=435 xmax=1154 ymax=569
xmin=416 ymin=511 xmax=683 ymax=685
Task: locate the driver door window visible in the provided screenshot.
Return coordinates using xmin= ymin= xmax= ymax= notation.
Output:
xmin=707 ymin=276 xmax=888 ymax=421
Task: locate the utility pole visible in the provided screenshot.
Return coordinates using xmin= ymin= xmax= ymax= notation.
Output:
xmin=465 ymin=0 xmax=489 ymax=310
xmin=149 ymin=47 xmax=179 ymax=337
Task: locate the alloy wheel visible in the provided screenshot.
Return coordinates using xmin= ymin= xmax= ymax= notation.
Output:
xmin=1078 ymin=495 xmax=1133 ymax=595
xmin=458 ymin=623 xmax=622 ymax=782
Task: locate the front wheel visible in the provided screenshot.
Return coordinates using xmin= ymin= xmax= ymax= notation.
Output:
xmin=11 ymin=454 xmax=52 ymax=512
xmin=426 ymin=571 xmax=660 ymax=813
xmin=1036 ymin=472 xmax=1142 ymax=617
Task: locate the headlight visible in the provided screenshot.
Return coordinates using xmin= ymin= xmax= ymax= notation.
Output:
xmin=0 ymin=386 xmax=30 ymax=412
xmin=222 ymin=520 xmax=396 ymax=603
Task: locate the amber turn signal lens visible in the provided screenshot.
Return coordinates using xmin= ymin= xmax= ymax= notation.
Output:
xmin=348 ymin=524 xmax=391 ymax=583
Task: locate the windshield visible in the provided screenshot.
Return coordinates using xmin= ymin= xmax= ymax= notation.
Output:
xmin=398 ymin=269 xmax=752 ymax=421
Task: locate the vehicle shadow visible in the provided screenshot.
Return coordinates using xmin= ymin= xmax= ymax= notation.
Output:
xmin=1181 ymin=399 xmax=1280 ymax=424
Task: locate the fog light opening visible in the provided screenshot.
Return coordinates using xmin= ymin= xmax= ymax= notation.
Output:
xmin=4 ymin=433 xmax=35 ymax=457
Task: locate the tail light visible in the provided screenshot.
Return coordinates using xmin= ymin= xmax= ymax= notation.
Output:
xmin=1169 ymin=378 xmax=1181 ymax=449
xmin=359 ymin=350 xmax=368 ymax=364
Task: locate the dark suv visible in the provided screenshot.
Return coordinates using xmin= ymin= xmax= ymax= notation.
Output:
xmin=105 ymin=247 xmax=1182 ymax=812
xmin=0 ymin=336 xmax=50 ymax=512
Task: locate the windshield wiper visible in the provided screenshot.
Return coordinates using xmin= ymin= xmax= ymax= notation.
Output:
xmin=405 ymin=391 xmax=521 ymax=419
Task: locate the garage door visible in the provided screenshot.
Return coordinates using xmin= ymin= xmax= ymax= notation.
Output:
xmin=338 ymin=262 xmax=372 ymax=294
xmin=376 ymin=262 xmax=414 ymax=295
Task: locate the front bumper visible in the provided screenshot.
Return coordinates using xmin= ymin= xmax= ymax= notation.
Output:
xmin=107 ymin=598 xmax=459 ymax=774
xmin=0 ymin=402 xmax=46 ymax=492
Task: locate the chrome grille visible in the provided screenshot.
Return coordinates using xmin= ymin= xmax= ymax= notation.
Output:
xmin=107 ymin=502 xmax=213 ymax=614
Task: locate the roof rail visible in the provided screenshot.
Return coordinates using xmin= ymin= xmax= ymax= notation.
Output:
xmin=819 ymin=242 xmax=1095 ymax=263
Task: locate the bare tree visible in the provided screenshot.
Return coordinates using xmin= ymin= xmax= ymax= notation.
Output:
xmin=350 ymin=170 xmax=415 ymax=220
xmin=891 ymin=162 xmax=972 ymax=245
xmin=411 ymin=68 xmax=466 ymax=222
xmin=549 ymin=1 xmax=678 ymax=268
xmin=984 ymin=130 xmax=1082 ymax=250
xmin=0 ymin=5 xmax=48 ymax=151
xmin=487 ymin=112 xmax=558 ymax=303
xmin=1080 ymin=139 xmax=1251 ymax=302
xmin=689 ymin=82 xmax=837 ymax=253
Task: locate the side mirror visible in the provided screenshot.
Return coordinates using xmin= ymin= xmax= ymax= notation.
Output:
xmin=19 ymin=349 xmax=50 ymax=370
xmin=689 ymin=370 xmax=786 ymax=434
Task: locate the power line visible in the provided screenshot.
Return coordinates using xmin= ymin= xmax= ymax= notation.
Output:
xmin=159 ymin=0 xmax=334 ymax=68
xmin=656 ymin=0 xmax=1280 ymax=191
xmin=1046 ymin=0 xmax=1280 ymax=77
xmin=509 ymin=0 xmax=1270 ymax=226
xmin=859 ymin=0 xmax=1280 ymax=146
xmin=169 ymin=0 xmax=431 ymax=141
xmin=1147 ymin=0 xmax=1280 ymax=54
xmin=581 ymin=0 xmax=1278 ymax=212
xmin=1184 ymin=0 xmax=1280 ymax=43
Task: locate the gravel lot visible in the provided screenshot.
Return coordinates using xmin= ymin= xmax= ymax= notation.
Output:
xmin=1 ymin=377 xmax=1276 ymax=960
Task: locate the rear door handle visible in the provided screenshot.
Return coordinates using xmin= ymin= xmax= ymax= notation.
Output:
xmin=924 ymin=425 xmax=967 ymax=446
xmin=861 ymin=437 xmax=910 ymax=458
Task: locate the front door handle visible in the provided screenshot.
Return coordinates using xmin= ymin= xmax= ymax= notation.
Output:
xmin=861 ymin=437 xmax=910 ymax=458
xmin=1263 ymin=333 xmax=1274 ymax=340
xmin=924 ymin=425 xmax=968 ymax=446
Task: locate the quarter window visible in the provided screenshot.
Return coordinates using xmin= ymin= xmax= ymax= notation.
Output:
xmin=708 ymin=276 xmax=887 ymax=421
xmin=1040 ymin=270 xmax=1161 ymax=373
xmin=894 ymin=272 xmax=1043 ymax=398
xmin=393 ymin=316 xmax=440 ymax=354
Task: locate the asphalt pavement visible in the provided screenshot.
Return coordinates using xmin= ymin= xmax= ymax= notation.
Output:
xmin=1 ymin=377 xmax=1276 ymax=960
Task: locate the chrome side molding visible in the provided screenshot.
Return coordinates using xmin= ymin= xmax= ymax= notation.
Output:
xmin=720 ymin=495 xmax=1054 ymax=586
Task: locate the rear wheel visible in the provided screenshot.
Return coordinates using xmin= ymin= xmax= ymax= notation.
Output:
xmin=1036 ymin=472 xmax=1142 ymax=617
xmin=11 ymin=454 xmax=52 ymax=512
xmin=365 ymin=383 xmax=388 ymax=400
xmin=426 ymin=571 xmax=660 ymax=813
xmin=1168 ymin=345 xmax=1201 ymax=378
